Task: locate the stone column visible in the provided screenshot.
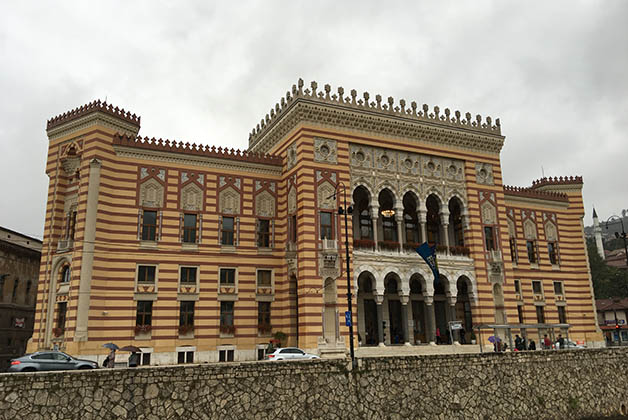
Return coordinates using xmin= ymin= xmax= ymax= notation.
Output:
xmin=449 ymin=299 xmax=459 ymax=344
xmin=375 ymin=294 xmax=385 ymax=346
xmin=425 ymin=296 xmax=436 ymax=345
xmin=75 ymin=159 xmax=102 ymax=342
xmin=417 ymin=203 xmax=427 ymax=243
xmin=395 ymin=208 xmax=404 ymax=252
xmin=440 ymin=211 xmax=450 ymax=252
xmin=371 ymin=205 xmax=379 ymax=247
xmin=401 ymin=295 xmax=410 ymax=345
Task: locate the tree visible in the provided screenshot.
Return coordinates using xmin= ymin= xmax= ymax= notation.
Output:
xmin=587 ymin=239 xmax=628 ymax=298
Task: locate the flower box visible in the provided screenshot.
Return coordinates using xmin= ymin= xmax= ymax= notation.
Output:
xmin=134 ymin=324 xmax=152 ymax=334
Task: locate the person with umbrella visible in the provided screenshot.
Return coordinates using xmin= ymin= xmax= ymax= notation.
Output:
xmin=103 ymin=343 xmax=119 ymax=368
xmin=120 ymin=345 xmax=142 ymax=367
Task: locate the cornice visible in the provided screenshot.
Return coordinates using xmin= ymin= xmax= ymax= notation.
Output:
xmin=113 ymin=146 xmax=283 ymax=176
xmin=47 ymin=112 xmax=140 ymax=142
xmin=503 ymin=193 xmax=570 ymax=210
xmin=248 ymin=99 xmax=505 ymax=155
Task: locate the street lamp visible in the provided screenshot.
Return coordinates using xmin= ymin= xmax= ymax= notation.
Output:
xmin=605 ymin=215 xmax=628 ymax=266
xmin=327 ymin=183 xmax=356 ymax=367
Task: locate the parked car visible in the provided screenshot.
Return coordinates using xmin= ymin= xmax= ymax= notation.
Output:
xmin=8 ymin=351 xmax=98 ymax=372
xmin=563 ymin=340 xmax=585 ymax=349
xmin=266 ymin=347 xmax=320 ymax=361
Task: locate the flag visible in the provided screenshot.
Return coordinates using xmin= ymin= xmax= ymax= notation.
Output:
xmin=416 ymin=242 xmax=440 ymax=288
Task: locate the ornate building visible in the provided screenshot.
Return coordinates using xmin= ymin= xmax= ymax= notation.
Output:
xmin=28 ymin=80 xmax=602 ymax=364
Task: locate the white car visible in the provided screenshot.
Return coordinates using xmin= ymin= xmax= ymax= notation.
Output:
xmin=563 ymin=340 xmax=585 ymax=349
xmin=266 ymin=347 xmax=320 ymax=361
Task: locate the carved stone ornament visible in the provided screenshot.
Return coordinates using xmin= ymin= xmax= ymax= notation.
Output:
xmin=286 ymin=142 xmax=297 ymax=170
xmin=61 ymin=156 xmax=80 ymax=175
xmin=157 ymin=169 xmax=166 ymax=181
xmin=139 ymin=178 xmax=164 ymax=208
xmin=524 ymin=219 xmax=537 ymax=240
xmin=481 ymin=201 xmax=497 ymax=225
xmin=318 ymin=182 xmax=337 ymax=209
xmin=256 ymin=190 xmax=275 ymax=217
xmin=288 ymin=186 xmax=297 ymax=214
xmin=314 ymin=138 xmax=337 ymax=164
xmin=475 ymin=163 xmax=494 ymax=185
xmin=507 ymin=218 xmax=516 ymax=237
xmin=544 ymin=221 xmax=558 ymax=242
xmin=350 ymin=146 xmax=373 ymax=168
xmin=181 ymin=183 xmax=203 ymax=211
xmin=220 ymin=187 xmax=240 ymax=215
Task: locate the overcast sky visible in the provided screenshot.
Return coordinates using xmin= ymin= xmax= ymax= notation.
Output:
xmin=1 ymin=1 xmax=627 ymax=239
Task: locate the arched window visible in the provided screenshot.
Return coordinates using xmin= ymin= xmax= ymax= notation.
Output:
xmin=379 ymin=189 xmax=397 ymax=242
xmin=403 ymin=192 xmax=420 ymax=245
xmin=448 ymin=198 xmax=464 ymax=246
xmin=410 ymin=277 xmax=422 ymax=294
xmin=426 ymin=195 xmax=441 ymax=244
xmin=353 ymin=186 xmax=373 ymax=240
xmin=61 ymin=266 xmax=71 ymax=283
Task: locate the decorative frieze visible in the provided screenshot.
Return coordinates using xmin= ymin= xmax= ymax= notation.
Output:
xmin=475 ymin=163 xmax=494 ymax=185
xmin=314 ymin=138 xmax=337 ymax=164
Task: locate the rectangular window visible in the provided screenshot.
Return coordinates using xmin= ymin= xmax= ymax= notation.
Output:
xmin=484 ymin=226 xmax=495 ymax=250
xmin=320 ymin=211 xmax=333 ymax=240
xmin=258 ymin=302 xmax=271 ymax=333
xmin=517 ymin=305 xmax=524 ymax=324
xmin=69 ymin=211 xmax=77 ymax=240
xmin=553 ymin=281 xmax=563 ymax=295
xmin=220 ymin=268 xmax=236 ymax=286
xmin=221 ymin=216 xmax=235 ymax=245
xmin=141 ymin=353 xmax=151 ymax=366
xmin=257 ymin=270 xmax=272 ymax=287
xmin=257 ymin=219 xmax=270 ymax=247
xmin=180 ymin=267 xmax=197 ymax=284
xmin=56 ymin=302 xmax=67 ymax=331
xmin=536 ymin=306 xmax=546 ymax=324
xmin=177 ymin=351 xmax=194 ymax=364
xmin=219 ymin=349 xmax=234 ymax=362
xmin=532 ymin=280 xmax=542 ymax=295
xmin=291 ymin=215 xmax=297 ymax=243
xmin=548 ymin=242 xmax=558 ymax=265
xmin=141 ymin=210 xmax=157 ymax=241
xmin=257 ymin=348 xmax=266 ymax=361
xmin=527 ymin=240 xmax=537 ymax=263
xmin=136 ymin=301 xmax=153 ymax=326
xmin=220 ymin=301 xmax=234 ymax=333
xmin=182 ymin=213 xmax=197 ymax=243
xmin=509 ymin=237 xmax=517 ymax=262
xmin=179 ymin=301 xmax=194 ymax=328
xmin=558 ymin=306 xmax=567 ymax=324
xmin=137 ymin=265 xmax=156 ymax=283
xmin=514 ymin=279 xmax=521 ymax=294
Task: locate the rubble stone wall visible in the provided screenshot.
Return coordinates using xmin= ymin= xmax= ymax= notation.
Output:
xmin=1 ymin=348 xmax=627 ymax=420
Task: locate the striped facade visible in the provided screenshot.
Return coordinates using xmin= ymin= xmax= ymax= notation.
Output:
xmin=28 ymin=81 xmax=602 ymax=364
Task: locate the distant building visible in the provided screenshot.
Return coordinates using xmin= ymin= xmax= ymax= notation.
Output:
xmin=604 ymin=249 xmax=628 ymax=270
xmin=596 ymin=298 xmax=628 ymax=346
xmin=0 ymin=227 xmax=42 ymax=370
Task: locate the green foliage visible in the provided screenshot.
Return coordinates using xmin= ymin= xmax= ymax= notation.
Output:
xmin=273 ymin=331 xmax=287 ymax=345
xmin=587 ymin=239 xmax=628 ymax=299
xmin=568 ymin=396 xmax=580 ymax=411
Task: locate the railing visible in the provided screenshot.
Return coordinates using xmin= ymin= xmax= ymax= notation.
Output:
xmin=321 ymin=239 xmax=337 ymax=250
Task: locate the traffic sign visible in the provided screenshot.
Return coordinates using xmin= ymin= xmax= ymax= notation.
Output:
xmin=449 ymin=321 xmax=463 ymax=330
xmin=345 ymin=311 xmax=352 ymax=327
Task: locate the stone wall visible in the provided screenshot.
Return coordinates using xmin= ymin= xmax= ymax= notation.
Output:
xmin=1 ymin=348 xmax=627 ymax=420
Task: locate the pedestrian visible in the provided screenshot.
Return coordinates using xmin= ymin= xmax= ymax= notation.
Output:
xmin=128 ymin=351 xmax=140 ymax=368
xmin=543 ymin=334 xmax=551 ymax=350
xmin=107 ymin=349 xmax=116 ymax=368
xmin=436 ymin=327 xmax=441 ymax=344
xmin=557 ymin=334 xmax=565 ymax=350
xmin=528 ymin=339 xmax=536 ymax=350
xmin=515 ymin=334 xmax=523 ymax=351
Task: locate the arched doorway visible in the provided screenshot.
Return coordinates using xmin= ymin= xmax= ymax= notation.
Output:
xmin=456 ymin=277 xmax=473 ymax=344
xmin=323 ymin=278 xmax=338 ymax=343
xmin=433 ymin=275 xmax=450 ymax=344
xmin=384 ymin=274 xmax=403 ymax=344
xmin=357 ymin=272 xmax=378 ymax=346
xmin=410 ymin=274 xmax=427 ymax=344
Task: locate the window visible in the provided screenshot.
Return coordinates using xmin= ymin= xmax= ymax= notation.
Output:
xmin=61 ymin=266 xmax=71 ymax=283
xmin=141 ymin=353 xmax=151 ymax=366
xmin=535 ymin=306 xmax=546 ymax=324
xmin=26 ymin=280 xmax=33 ymax=304
xmin=291 ymin=215 xmax=297 ymax=243
xmin=182 ymin=213 xmax=197 ymax=243
xmin=221 ymin=216 xmax=235 ymax=245
xmin=404 ymin=213 xmax=420 ymax=244
xmin=219 ymin=349 xmax=234 ymax=362
xmin=258 ymin=302 xmax=271 ymax=333
xmin=320 ymin=211 xmax=333 ymax=240
xmin=514 ymin=280 xmax=521 ymax=294
xmin=137 ymin=265 xmax=156 ymax=283
xmin=527 ymin=240 xmax=537 ymax=263
xmin=558 ymin=306 xmax=567 ymax=324
xmin=509 ymin=237 xmax=517 ymax=263
xmin=484 ymin=226 xmax=495 ymax=250
xmin=382 ymin=213 xmax=397 ymax=242
xmin=177 ymin=351 xmax=194 ymax=364
xmin=180 ymin=267 xmax=197 ymax=284
xmin=532 ymin=280 xmax=542 ymax=295
xmin=56 ymin=302 xmax=67 ymax=332
xmin=136 ymin=301 xmax=153 ymax=327
xmin=220 ymin=301 xmax=234 ymax=333
xmin=257 ymin=348 xmax=266 ymax=361
xmin=69 ymin=210 xmax=77 ymax=240
xmin=257 ymin=270 xmax=272 ymax=287
xmin=553 ymin=281 xmax=563 ymax=295
xmin=220 ymin=268 xmax=236 ymax=286
xmin=179 ymin=301 xmax=194 ymax=329
xmin=141 ymin=210 xmax=157 ymax=241
xmin=12 ymin=278 xmax=19 ymax=301
xmin=517 ymin=305 xmax=524 ymax=324
xmin=548 ymin=242 xmax=558 ymax=265
xmin=359 ymin=209 xmax=373 ymax=240
xmin=257 ymin=219 xmax=271 ymax=247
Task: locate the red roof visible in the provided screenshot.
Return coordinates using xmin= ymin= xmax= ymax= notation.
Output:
xmin=596 ymin=297 xmax=628 ymax=311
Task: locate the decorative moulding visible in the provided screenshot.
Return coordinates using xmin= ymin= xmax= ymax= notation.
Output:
xmin=313 ymin=138 xmax=337 ymax=164
xmin=475 ymin=163 xmax=494 ymax=185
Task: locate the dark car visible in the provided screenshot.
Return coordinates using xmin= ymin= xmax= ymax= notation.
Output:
xmin=8 ymin=351 xmax=98 ymax=372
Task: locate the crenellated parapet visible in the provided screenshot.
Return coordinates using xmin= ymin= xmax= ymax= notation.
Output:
xmin=47 ymin=100 xmax=141 ymax=131
xmin=530 ymin=176 xmax=583 ymax=189
xmin=248 ymin=78 xmax=503 ymax=153
xmin=503 ymin=185 xmax=569 ymax=202
xmin=112 ymin=133 xmax=283 ymax=166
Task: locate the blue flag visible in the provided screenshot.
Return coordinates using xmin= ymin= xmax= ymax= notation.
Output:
xmin=416 ymin=242 xmax=440 ymax=288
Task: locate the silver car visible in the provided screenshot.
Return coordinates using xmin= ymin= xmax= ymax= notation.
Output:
xmin=266 ymin=347 xmax=320 ymax=361
xmin=8 ymin=351 xmax=98 ymax=372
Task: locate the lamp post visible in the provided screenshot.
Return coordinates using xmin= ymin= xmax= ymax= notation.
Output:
xmin=605 ymin=215 xmax=628 ymax=267
xmin=328 ymin=183 xmax=356 ymax=367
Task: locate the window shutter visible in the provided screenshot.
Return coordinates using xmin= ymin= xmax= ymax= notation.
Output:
xmin=137 ymin=209 xmax=142 ymax=240
xmin=158 ymin=211 xmax=163 ymax=241
xmin=218 ymin=216 xmax=223 ymax=245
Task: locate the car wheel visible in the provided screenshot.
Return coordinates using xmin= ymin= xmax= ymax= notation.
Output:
xmin=78 ymin=366 xmax=93 ymax=370
xmin=277 ymin=358 xmax=283 ymax=361
xmin=21 ymin=367 xmax=36 ymax=372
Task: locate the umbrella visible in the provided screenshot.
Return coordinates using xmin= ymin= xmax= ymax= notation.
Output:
xmin=103 ymin=343 xmax=119 ymax=350
xmin=119 ymin=345 xmax=142 ymax=353
xmin=488 ymin=336 xmax=501 ymax=344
